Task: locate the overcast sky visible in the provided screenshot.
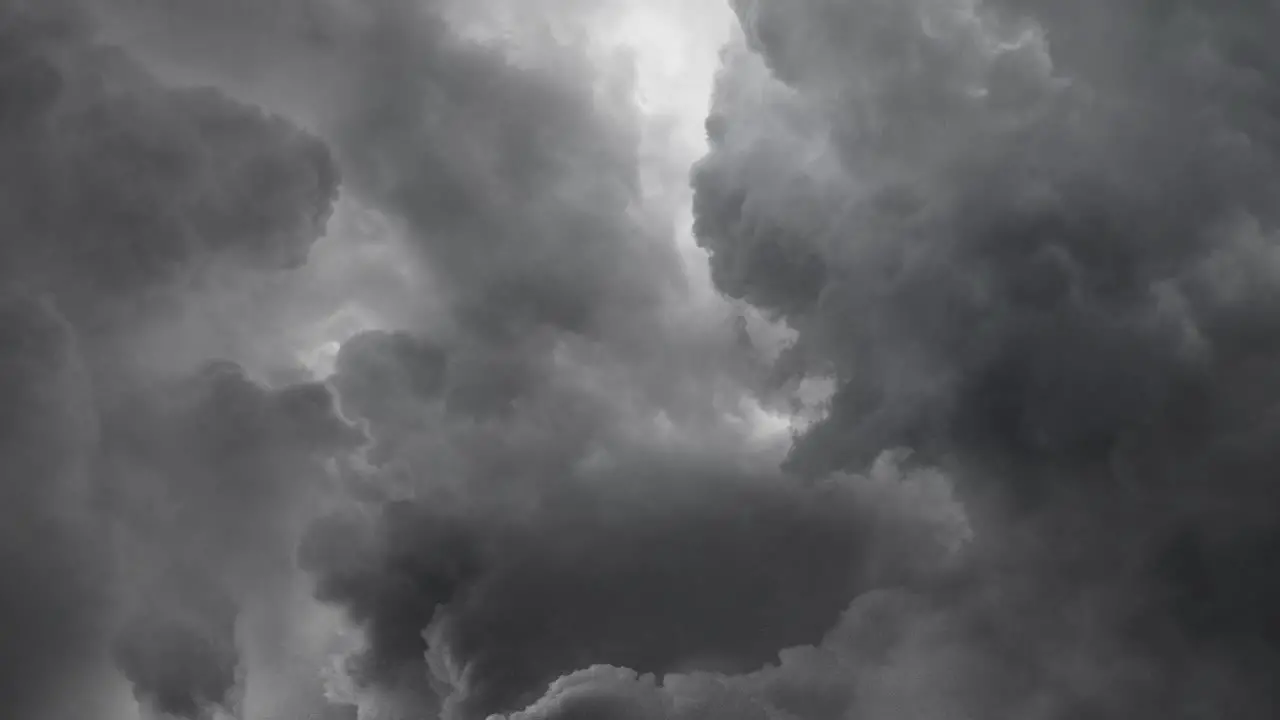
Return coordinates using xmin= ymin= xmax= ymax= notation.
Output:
xmin=3 ymin=1 xmax=1280 ymax=719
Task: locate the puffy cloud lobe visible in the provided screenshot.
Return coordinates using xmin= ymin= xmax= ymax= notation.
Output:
xmin=692 ymin=0 xmax=1280 ymax=716
xmin=333 ymin=331 xmax=449 ymax=421
xmin=103 ymin=361 xmax=364 ymax=584
xmin=331 ymin=329 xmax=448 ymax=465
xmin=0 ymin=0 xmax=338 ymax=329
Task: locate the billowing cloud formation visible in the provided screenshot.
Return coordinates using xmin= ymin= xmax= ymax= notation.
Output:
xmin=20 ymin=0 xmax=1280 ymax=719
xmin=3 ymin=1 xmax=814 ymax=717
xmin=0 ymin=1 xmax=350 ymax=717
xmin=0 ymin=0 xmax=337 ymax=332
xmin=111 ymin=570 xmax=240 ymax=719
xmin=115 ymin=2 xmax=971 ymax=717
xmin=302 ymin=449 xmax=966 ymax=719
xmin=75 ymin=2 xmax=974 ymax=719
xmin=330 ymin=330 xmax=448 ymax=465
xmin=310 ymin=313 xmax=965 ymax=720
xmin=104 ymin=362 xmax=362 ymax=717
xmin=681 ymin=0 xmax=1280 ymax=716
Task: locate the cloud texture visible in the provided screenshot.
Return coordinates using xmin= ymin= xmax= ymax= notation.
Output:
xmin=0 ymin=1 xmax=350 ymax=717
xmin=683 ymin=0 xmax=1280 ymax=717
xmin=6 ymin=0 xmax=1280 ymax=719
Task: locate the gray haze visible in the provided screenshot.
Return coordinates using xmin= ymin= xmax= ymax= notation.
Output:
xmin=2 ymin=1 xmax=1279 ymax=720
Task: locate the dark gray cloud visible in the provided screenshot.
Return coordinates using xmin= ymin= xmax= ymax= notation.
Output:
xmin=697 ymin=0 xmax=1280 ymax=495
xmin=93 ymin=0 xmax=676 ymax=335
xmin=32 ymin=0 xmax=1280 ymax=719
xmin=301 ymin=453 xmax=965 ymax=720
xmin=102 ymin=362 xmax=362 ymax=717
xmin=99 ymin=0 xmax=763 ymax=416
xmin=0 ymin=291 xmax=109 ymax=720
xmin=111 ymin=568 xmax=240 ymax=719
xmin=96 ymin=4 xmax=964 ymax=717
xmin=682 ymin=0 xmax=1280 ymax=717
xmin=329 ymin=329 xmax=447 ymax=465
xmin=67 ymin=4 xmax=975 ymax=720
xmin=0 ymin=0 xmax=338 ymax=336
xmin=0 ymin=1 xmax=351 ymax=716
xmin=499 ymin=581 xmax=1142 ymax=720
xmin=326 ymin=16 xmax=675 ymax=342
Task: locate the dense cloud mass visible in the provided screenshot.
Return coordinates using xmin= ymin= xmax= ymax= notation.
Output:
xmin=104 ymin=362 xmax=363 ymax=717
xmin=0 ymin=1 xmax=337 ymax=332
xmin=684 ymin=0 xmax=1280 ymax=717
xmin=94 ymin=366 xmax=360 ymax=720
xmin=301 ymin=450 xmax=965 ymax=719
xmin=0 ymin=1 xmax=350 ymax=717
xmin=7 ymin=0 xmax=1280 ymax=719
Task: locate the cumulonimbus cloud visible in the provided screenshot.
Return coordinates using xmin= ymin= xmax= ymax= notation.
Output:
xmin=8 ymin=1 xmax=1280 ymax=719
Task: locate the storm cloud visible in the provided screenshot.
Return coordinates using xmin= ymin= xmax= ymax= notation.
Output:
xmin=679 ymin=0 xmax=1280 ymax=717
xmin=8 ymin=0 xmax=1280 ymax=719
xmin=301 ymin=448 xmax=965 ymax=719
xmin=90 ymin=1 xmax=966 ymax=717
xmin=0 ymin=0 xmax=349 ymax=717
xmin=0 ymin=2 xmax=337 ymax=332
xmin=103 ymin=361 xmax=362 ymax=717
